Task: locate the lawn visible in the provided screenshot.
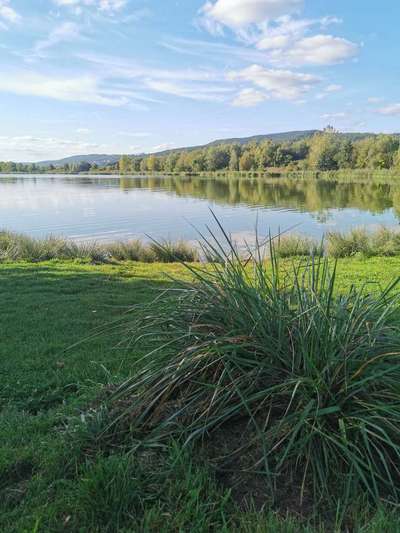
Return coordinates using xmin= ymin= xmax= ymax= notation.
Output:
xmin=1 ymin=258 xmax=400 ymax=532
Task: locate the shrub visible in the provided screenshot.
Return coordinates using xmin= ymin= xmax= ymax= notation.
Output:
xmin=326 ymin=228 xmax=371 ymax=258
xmin=370 ymin=227 xmax=400 ymax=256
xmin=149 ymin=240 xmax=199 ymax=263
xmin=276 ymin=234 xmax=323 ymax=258
xmin=108 ymin=225 xmax=400 ymax=506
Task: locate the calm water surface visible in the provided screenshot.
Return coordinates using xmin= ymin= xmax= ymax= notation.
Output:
xmin=0 ymin=174 xmax=399 ymax=243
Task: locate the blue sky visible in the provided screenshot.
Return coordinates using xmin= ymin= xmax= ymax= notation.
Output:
xmin=0 ymin=0 xmax=399 ymax=161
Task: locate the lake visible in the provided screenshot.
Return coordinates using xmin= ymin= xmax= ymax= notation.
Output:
xmin=0 ymin=174 xmax=399 ymax=243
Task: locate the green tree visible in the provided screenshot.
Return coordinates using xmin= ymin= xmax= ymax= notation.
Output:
xmin=239 ymin=151 xmax=255 ymax=171
xmin=119 ymin=155 xmax=132 ymax=174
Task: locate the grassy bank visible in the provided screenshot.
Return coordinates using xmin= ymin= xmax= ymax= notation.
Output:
xmin=0 ymin=231 xmax=199 ymax=263
xmin=2 ymin=258 xmax=400 ymax=531
xmin=4 ymin=227 xmax=400 ymax=263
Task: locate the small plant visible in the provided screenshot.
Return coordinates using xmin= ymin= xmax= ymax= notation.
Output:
xmin=326 ymin=228 xmax=371 ymax=257
xmin=371 ymin=227 xmax=400 ymax=256
xmin=108 ymin=219 xmax=400 ymax=507
xmin=149 ymin=240 xmax=199 ymax=263
xmin=276 ymin=234 xmax=323 ymax=258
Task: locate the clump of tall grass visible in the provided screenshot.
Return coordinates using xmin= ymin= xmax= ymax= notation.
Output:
xmin=149 ymin=240 xmax=199 ymax=263
xmin=371 ymin=227 xmax=400 ymax=256
xmin=276 ymin=234 xmax=323 ymax=258
xmin=108 ymin=221 xmax=400 ymax=506
xmin=327 ymin=227 xmax=400 ymax=258
xmin=326 ymin=228 xmax=371 ymax=258
xmin=0 ymin=231 xmax=199 ymax=264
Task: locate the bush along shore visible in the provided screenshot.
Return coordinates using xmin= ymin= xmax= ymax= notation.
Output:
xmin=3 ymin=226 xmax=400 ymax=263
xmin=89 ymin=226 xmax=400 ymax=527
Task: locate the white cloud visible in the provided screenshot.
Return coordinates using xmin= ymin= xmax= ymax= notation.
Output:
xmin=368 ymin=96 xmax=383 ymax=104
xmin=256 ymin=16 xmax=322 ymax=50
xmin=98 ymin=0 xmax=127 ymax=12
xmin=34 ymin=22 xmax=80 ymax=55
xmin=376 ymin=104 xmax=400 ymax=116
xmin=149 ymin=143 xmax=175 ymax=153
xmin=52 ymin=0 xmax=127 ymax=14
xmin=145 ymin=79 xmax=230 ymax=102
xmin=277 ymin=34 xmax=358 ymax=65
xmin=325 ymin=84 xmax=342 ymax=92
xmin=76 ymin=128 xmax=91 ymax=134
xmin=320 ymin=112 xmax=347 ymax=119
xmin=228 ymin=64 xmax=320 ymax=100
xmin=316 ymin=83 xmax=343 ymax=99
xmin=232 ymin=88 xmax=269 ymax=107
xmin=198 ymin=3 xmax=358 ymax=68
xmin=200 ymin=0 xmax=302 ymax=29
xmin=0 ymin=72 xmax=137 ymax=107
xmin=0 ymin=0 xmax=20 ymax=25
xmin=117 ymin=131 xmax=151 ymax=137
xmin=0 ymin=135 xmax=102 ymax=160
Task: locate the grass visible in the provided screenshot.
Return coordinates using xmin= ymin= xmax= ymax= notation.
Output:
xmin=327 ymin=227 xmax=400 ymax=258
xmin=4 ymin=227 xmax=400 ymax=264
xmin=276 ymin=234 xmax=323 ymax=257
xmin=2 ymin=257 xmax=400 ymax=530
xmin=108 ymin=231 xmax=400 ymax=508
xmin=0 ymin=230 xmax=199 ymax=263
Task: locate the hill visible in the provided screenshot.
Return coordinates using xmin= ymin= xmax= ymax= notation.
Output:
xmin=37 ymin=130 xmax=383 ymax=167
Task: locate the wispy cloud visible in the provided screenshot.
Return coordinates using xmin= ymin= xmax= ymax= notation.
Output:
xmin=321 ymin=112 xmax=347 ymax=119
xmin=33 ymin=22 xmax=81 ymax=56
xmin=117 ymin=131 xmax=151 ymax=138
xmin=0 ymin=71 xmax=147 ymax=108
xmin=274 ymin=34 xmax=358 ymax=66
xmin=232 ymin=88 xmax=269 ymax=107
xmin=376 ymin=104 xmax=400 ymax=116
xmin=0 ymin=0 xmax=21 ymax=27
xmin=78 ymin=52 xmax=233 ymax=103
xmin=316 ymin=83 xmax=343 ymax=100
xmin=52 ymin=0 xmax=127 ymax=14
xmin=228 ymin=64 xmax=321 ymax=101
xmin=368 ymin=96 xmax=383 ymax=104
xmin=0 ymin=135 xmax=102 ymax=160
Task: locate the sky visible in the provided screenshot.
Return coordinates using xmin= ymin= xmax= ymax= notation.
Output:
xmin=0 ymin=0 xmax=399 ymax=162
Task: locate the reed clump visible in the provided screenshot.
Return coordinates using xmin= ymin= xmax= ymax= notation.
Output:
xmin=106 ymin=223 xmax=400 ymax=507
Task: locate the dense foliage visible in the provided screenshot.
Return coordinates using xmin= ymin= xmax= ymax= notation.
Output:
xmin=119 ymin=129 xmax=400 ymax=174
xmin=2 ymin=129 xmax=400 ymax=175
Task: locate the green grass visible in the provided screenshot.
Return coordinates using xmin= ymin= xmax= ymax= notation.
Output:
xmin=2 ymin=258 xmax=400 ymax=531
xmin=0 ymin=231 xmax=199 ymax=263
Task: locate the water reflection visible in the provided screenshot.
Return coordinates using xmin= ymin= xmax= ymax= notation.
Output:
xmin=0 ymin=174 xmax=399 ymax=241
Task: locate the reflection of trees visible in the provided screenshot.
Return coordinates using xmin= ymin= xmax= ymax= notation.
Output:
xmin=117 ymin=176 xmax=400 ymax=215
xmin=2 ymin=175 xmax=400 ymax=217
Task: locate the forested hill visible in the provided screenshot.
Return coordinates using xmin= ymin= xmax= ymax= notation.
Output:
xmin=36 ymin=129 xmax=375 ymax=168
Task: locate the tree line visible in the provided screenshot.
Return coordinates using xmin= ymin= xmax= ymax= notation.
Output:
xmin=2 ymin=129 xmax=400 ymax=175
xmin=0 ymin=160 xmax=117 ymax=174
xmin=119 ymin=130 xmax=400 ymax=174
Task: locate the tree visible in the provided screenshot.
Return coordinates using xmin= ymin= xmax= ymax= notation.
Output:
xmin=229 ymin=145 xmax=240 ymax=171
xmin=308 ymin=132 xmax=340 ymax=170
xmin=205 ymin=147 xmax=230 ymax=171
xmin=119 ymin=155 xmax=132 ymax=174
xmin=336 ymin=139 xmax=354 ymax=169
xmin=239 ymin=151 xmax=255 ymax=171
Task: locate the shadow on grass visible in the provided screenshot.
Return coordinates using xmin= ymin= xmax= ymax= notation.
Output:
xmin=0 ymin=262 xmax=177 ymax=410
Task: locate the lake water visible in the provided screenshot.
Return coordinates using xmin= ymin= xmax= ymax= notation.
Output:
xmin=0 ymin=174 xmax=399 ymax=243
